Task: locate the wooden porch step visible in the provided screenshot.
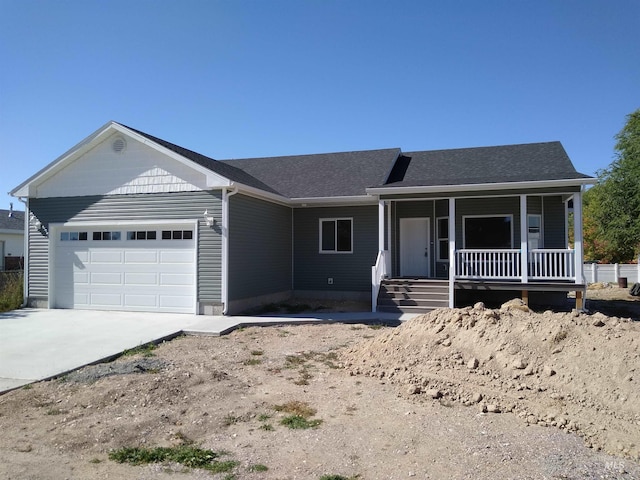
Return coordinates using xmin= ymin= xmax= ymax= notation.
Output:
xmin=377 ymin=278 xmax=450 ymax=314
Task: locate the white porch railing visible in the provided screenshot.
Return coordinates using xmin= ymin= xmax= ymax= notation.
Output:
xmin=529 ymin=249 xmax=575 ymax=280
xmin=455 ymin=248 xmax=576 ymax=281
xmin=371 ymin=250 xmax=388 ymax=312
xmin=455 ymin=249 xmax=521 ymax=279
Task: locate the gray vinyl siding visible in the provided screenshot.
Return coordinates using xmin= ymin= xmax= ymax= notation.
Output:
xmin=228 ymin=194 xmax=292 ymax=301
xmin=527 ymin=196 xmax=542 ymax=215
xmin=294 ymin=206 xmax=377 ymax=292
xmin=27 ymin=191 xmax=222 ymax=304
xmin=27 ymin=221 xmax=49 ymax=299
xmin=543 ymin=196 xmax=566 ymax=248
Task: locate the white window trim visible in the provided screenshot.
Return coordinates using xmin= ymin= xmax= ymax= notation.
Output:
xmin=436 ymin=216 xmax=449 ymax=262
xmin=319 ymin=217 xmax=353 ymax=254
xmin=462 ymin=214 xmax=514 ymax=249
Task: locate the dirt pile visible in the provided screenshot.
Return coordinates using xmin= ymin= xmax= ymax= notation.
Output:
xmin=341 ymin=301 xmax=640 ymax=460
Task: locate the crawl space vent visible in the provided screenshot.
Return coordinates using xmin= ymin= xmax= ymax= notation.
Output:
xmin=112 ymin=137 xmax=126 ymax=153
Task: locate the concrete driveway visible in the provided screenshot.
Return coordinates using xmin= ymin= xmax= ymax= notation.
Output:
xmin=0 ymin=308 xmax=207 ymax=393
xmin=0 ymin=308 xmax=410 ymax=394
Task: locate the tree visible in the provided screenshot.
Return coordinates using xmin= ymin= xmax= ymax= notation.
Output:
xmin=585 ymin=108 xmax=640 ymax=263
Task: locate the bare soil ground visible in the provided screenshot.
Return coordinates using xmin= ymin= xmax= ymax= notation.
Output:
xmin=0 ymin=287 xmax=639 ymax=480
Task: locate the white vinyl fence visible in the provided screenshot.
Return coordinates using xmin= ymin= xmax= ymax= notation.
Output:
xmin=584 ymin=259 xmax=640 ymax=284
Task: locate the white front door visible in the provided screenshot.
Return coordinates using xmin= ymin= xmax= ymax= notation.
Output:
xmin=400 ymin=217 xmax=430 ymax=277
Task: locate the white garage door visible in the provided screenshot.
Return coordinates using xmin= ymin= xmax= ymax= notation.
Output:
xmin=53 ymin=224 xmax=196 ymax=313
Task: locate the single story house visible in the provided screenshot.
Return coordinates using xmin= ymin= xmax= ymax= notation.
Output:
xmin=10 ymin=121 xmax=595 ymax=315
xmin=0 ymin=205 xmax=25 ymax=271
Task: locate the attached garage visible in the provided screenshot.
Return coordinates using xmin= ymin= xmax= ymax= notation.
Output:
xmin=51 ymin=223 xmax=197 ymax=313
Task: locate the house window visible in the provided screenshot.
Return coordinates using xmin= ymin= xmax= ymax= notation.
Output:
xmin=60 ymin=231 xmax=87 ymax=241
xmin=319 ymin=218 xmax=353 ymax=253
xmin=92 ymin=231 xmax=121 ymax=241
xmin=436 ymin=217 xmax=449 ymax=261
xmin=463 ymin=215 xmax=513 ymax=249
xmin=162 ymin=230 xmax=193 ymax=240
xmin=127 ymin=231 xmax=157 ymax=240
xmin=527 ymin=214 xmax=542 ymax=250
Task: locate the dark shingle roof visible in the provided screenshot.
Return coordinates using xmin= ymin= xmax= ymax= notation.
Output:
xmin=121 ymin=124 xmax=281 ymax=195
xmin=0 ymin=209 xmax=24 ymax=231
xmin=379 ymin=142 xmax=591 ymax=188
xmin=220 ymin=149 xmax=401 ymax=198
xmin=118 ymin=123 xmax=591 ymax=198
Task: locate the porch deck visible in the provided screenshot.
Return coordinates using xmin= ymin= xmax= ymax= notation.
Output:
xmin=376 ymin=277 xmax=586 ymax=314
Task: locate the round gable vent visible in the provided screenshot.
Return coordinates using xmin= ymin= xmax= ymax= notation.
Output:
xmin=112 ymin=136 xmax=127 ymax=153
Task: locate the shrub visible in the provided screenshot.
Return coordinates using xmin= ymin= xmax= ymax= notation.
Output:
xmin=0 ymin=271 xmax=23 ymax=313
xmin=109 ymin=445 xmax=237 ymax=473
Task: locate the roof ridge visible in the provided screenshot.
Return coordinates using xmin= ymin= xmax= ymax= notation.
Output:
xmin=220 ymin=147 xmax=401 ymax=162
xmin=403 ymin=141 xmax=562 ymax=156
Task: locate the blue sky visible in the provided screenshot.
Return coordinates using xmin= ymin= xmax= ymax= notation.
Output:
xmin=1 ymin=0 xmax=638 ymax=208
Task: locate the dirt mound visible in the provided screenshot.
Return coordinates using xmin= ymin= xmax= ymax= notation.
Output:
xmin=341 ymin=302 xmax=640 ymax=460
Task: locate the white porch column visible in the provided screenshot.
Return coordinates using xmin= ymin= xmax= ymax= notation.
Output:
xmin=520 ymin=195 xmax=528 ymax=283
xmin=448 ymin=198 xmax=456 ymax=307
xmin=378 ymin=200 xmax=385 ymax=252
xmin=573 ymin=190 xmax=584 ymax=283
xmin=386 ymin=200 xmax=392 ymax=274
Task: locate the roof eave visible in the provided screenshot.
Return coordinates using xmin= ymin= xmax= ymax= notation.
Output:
xmin=290 ymin=195 xmax=377 ymax=207
xmin=366 ymin=177 xmax=596 ymax=196
xmin=233 ymin=183 xmax=291 ymax=206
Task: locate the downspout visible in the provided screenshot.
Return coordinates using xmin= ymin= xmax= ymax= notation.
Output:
xmin=17 ymin=197 xmax=29 ymax=308
xmin=221 ymin=185 xmax=239 ymax=315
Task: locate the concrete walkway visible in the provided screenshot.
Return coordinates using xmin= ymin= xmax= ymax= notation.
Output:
xmin=0 ymin=308 xmax=412 ymax=393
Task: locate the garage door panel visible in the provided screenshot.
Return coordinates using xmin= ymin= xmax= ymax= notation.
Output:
xmin=91 ymin=250 xmax=123 ymax=264
xmin=77 ymin=250 xmax=89 ymax=261
xmin=90 ymin=272 xmax=123 ymax=285
xmin=160 ymin=273 xmax=194 ymax=286
xmin=73 ymin=293 xmax=90 ymax=307
xmin=124 ymin=250 xmax=158 ymax=263
xmin=160 ymin=250 xmax=193 ymax=263
xmin=53 ymin=224 xmax=196 ymax=313
xmin=90 ymin=293 xmax=123 ymax=306
xmin=160 ymin=295 xmax=195 ymax=308
xmin=125 ymin=272 xmax=159 ymax=285
xmin=72 ymin=272 xmax=89 ymax=284
xmin=124 ymin=294 xmax=159 ymax=308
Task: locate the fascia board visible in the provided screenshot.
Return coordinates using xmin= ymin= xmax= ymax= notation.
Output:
xmin=0 ymin=229 xmax=24 ymax=235
xmin=234 ymin=183 xmax=291 ymax=206
xmin=290 ymin=195 xmax=377 ymax=207
xmin=229 ymin=184 xmax=377 ymax=208
xmin=366 ymin=177 xmax=596 ymax=196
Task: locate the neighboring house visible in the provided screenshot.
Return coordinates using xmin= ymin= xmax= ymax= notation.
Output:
xmin=0 ymin=206 xmax=25 ymax=271
xmin=10 ymin=121 xmax=595 ymax=315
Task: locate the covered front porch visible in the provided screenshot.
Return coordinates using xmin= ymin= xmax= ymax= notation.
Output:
xmin=371 ymin=191 xmax=586 ymax=312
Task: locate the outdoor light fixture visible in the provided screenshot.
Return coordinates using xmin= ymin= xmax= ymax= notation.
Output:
xmin=30 ymin=213 xmax=47 ymax=235
xmin=203 ymin=209 xmax=214 ymax=227
xmin=30 ymin=213 xmax=41 ymax=230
